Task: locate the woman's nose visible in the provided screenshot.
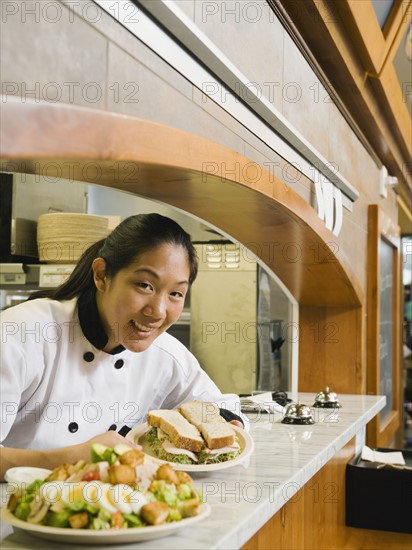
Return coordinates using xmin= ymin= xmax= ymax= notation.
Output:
xmin=144 ymin=294 xmax=166 ymax=318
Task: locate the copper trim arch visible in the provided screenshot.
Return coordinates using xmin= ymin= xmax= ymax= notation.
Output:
xmin=0 ymin=97 xmax=362 ymax=307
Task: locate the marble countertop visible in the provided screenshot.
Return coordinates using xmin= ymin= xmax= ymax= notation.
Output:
xmin=0 ymin=393 xmax=385 ymax=550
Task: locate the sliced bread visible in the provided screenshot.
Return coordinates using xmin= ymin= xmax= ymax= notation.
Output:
xmin=179 ymin=400 xmax=221 ymax=427
xmin=147 ymin=409 xmax=205 ymax=452
xmin=179 ymin=401 xmax=236 ymax=449
xmin=199 ymin=422 xmax=236 ymax=450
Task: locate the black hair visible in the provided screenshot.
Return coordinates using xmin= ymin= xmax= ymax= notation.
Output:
xmin=30 ymin=213 xmax=198 ymax=301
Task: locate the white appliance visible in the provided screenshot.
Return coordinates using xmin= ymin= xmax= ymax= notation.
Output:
xmin=190 ymin=243 xmax=257 ymax=394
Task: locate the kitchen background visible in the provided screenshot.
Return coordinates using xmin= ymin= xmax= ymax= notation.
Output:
xmin=0 ymin=0 xmax=410 ymax=448
xmin=0 ymin=173 xmax=296 ymax=396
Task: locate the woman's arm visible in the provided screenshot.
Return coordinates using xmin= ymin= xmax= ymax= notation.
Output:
xmin=0 ymin=431 xmax=140 ymax=481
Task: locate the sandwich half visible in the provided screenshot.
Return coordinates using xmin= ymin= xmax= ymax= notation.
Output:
xmin=146 ymin=401 xmax=241 ymax=465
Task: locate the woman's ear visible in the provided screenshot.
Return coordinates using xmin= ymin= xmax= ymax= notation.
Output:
xmin=92 ymin=258 xmax=108 ymax=292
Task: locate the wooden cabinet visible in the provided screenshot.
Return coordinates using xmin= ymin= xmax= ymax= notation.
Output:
xmin=242 ymin=439 xmax=412 ymax=549
xmin=242 ymin=494 xmax=304 ymax=550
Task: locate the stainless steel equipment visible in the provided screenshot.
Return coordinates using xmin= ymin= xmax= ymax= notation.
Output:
xmin=281 ymin=402 xmax=315 ymax=425
xmin=313 ymin=386 xmax=342 ymax=408
xmin=0 ymin=172 xmax=86 ymax=263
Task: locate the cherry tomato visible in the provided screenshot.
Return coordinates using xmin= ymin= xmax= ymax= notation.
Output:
xmin=111 ymin=511 xmax=125 ymax=529
xmin=81 ymin=470 xmax=100 ymax=481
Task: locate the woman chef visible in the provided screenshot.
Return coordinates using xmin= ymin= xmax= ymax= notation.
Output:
xmin=0 ymin=213 xmax=243 ymax=480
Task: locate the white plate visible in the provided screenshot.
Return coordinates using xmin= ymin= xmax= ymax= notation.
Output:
xmin=1 ymin=503 xmax=210 ymax=545
xmin=126 ymin=423 xmax=254 ymax=472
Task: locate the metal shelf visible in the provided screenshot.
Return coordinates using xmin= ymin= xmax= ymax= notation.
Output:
xmin=0 ymin=263 xmax=75 ymax=290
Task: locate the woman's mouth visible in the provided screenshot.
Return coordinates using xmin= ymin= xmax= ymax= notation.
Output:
xmin=130 ymin=319 xmax=158 ymax=338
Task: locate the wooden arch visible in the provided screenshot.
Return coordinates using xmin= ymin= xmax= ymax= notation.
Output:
xmin=0 ymin=98 xmax=364 ymax=392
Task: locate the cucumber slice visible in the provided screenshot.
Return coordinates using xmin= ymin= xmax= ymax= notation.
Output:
xmin=91 ymin=443 xmax=109 ymax=463
xmin=91 ymin=443 xmax=131 ymax=464
xmin=113 ymin=443 xmax=132 ymax=456
xmin=103 ymin=449 xmax=118 ymax=465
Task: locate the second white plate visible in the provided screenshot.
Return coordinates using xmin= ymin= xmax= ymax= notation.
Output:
xmin=1 ymin=503 xmax=210 ymax=545
xmin=126 ymin=423 xmax=254 ymax=472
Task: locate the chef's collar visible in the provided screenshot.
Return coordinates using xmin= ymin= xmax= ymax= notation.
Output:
xmin=77 ymin=289 xmax=125 ymax=355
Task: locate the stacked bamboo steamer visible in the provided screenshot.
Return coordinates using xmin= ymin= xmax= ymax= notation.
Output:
xmin=37 ymin=213 xmax=109 ymax=263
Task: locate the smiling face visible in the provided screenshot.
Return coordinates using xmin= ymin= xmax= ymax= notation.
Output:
xmin=93 ymin=243 xmax=190 ymax=353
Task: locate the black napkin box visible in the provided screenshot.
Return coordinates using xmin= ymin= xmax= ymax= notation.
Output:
xmin=346 ymin=448 xmax=412 ymax=534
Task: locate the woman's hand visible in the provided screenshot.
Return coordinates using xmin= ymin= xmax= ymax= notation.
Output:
xmin=229 ymin=419 xmax=244 ymax=429
xmin=85 ymin=431 xmax=140 ymax=448
xmin=67 ymin=431 xmax=142 ymax=464
xmin=0 ymin=431 xmax=141 ymax=481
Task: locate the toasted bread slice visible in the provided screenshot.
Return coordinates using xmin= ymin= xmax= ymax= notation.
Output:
xmin=199 ymin=422 xmax=236 ymax=450
xmin=179 ymin=400 xmax=221 ymax=427
xmin=147 ymin=409 xmax=204 ymax=452
xmin=179 ymin=401 xmax=236 ymax=450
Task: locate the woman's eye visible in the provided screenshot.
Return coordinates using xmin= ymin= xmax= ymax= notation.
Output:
xmin=171 ymin=291 xmax=185 ymax=298
xmin=137 ymin=282 xmax=152 ymax=291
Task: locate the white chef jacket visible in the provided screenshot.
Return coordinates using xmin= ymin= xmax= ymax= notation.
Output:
xmin=0 ymin=298 xmax=242 ymax=450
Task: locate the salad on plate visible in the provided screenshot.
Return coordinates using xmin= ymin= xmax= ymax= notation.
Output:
xmin=6 ymin=443 xmax=204 ymax=531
